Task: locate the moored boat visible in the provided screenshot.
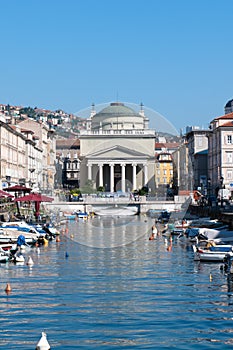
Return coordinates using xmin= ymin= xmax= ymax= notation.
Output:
xmin=192 ymin=244 xmax=233 ymax=262
xmin=178 ymin=224 xmax=233 ymax=243
xmin=75 ymin=211 xmax=89 ymax=219
xmin=0 ymin=227 xmax=38 ymax=244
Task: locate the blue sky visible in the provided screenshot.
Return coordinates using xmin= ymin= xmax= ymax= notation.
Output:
xmin=0 ymin=0 xmax=232 ymax=133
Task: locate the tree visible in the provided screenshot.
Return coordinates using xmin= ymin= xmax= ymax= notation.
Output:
xmin=19 ymin=107 xmax=36 ymax=118
xmin=80 ymin=180 xmax=96 ymax=194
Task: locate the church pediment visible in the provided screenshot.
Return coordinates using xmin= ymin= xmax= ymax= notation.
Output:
xmin=86 ymin=145 xmax=149 ymax=159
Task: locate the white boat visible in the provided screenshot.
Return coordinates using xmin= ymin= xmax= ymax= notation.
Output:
xmin=94 ymin=205 xmax=138 ymax=216
xmin=75 ymin=211 xmax=89 ymax=219
xmin=192 ymin=244 xmax=233 ymax=261
xmin=0 ymin=227 xmax=38 ymax=244
xmin=179 ymin=225 xmax=233 ymax=243
xmin=188 ymin=218 xmax=227 ymax=229
xmin=1 ymin=220 xmax=42 ymax=235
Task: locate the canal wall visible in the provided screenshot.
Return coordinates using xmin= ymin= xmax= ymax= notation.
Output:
xmin=190 ymin=203 xmax=233 ymax=228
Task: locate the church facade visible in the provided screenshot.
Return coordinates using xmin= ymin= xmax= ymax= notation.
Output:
xmin=79 ymin=102 xmax=156 ymax=192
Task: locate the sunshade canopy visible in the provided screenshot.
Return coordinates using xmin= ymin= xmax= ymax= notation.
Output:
xmin=5 ymin=185 xmax=32 ymax=193
xmin=14 ymin=193 xmax=54 ymax=203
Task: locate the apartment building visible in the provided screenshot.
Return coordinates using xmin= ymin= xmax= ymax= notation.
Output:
xmin=16 ymin=119 xmax=56 ymax=194
xmin=208 ymin=112 xmax=233 ymax=197
xmin=185 ymin=126 xmax=209 ymax=192
xmin=0 ymin=121 xmax=27 ymax=188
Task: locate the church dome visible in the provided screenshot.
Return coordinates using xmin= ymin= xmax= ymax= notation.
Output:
xmin=224 ymin=98 xmax=233 ymax=114
xmin=91 ymin=102 xmax=144 ymax=130
xmin=225 ymin=99 xmax=233 ymax=108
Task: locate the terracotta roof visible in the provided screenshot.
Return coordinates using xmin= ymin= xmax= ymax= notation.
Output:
xmin=215 ymin=112 xmax=233 ymax=120
xmin=222 ymin=120 xmax=233 ymax=127
xmin=155 ymin=142 xmax=180 ymax=148
xmin=56 ymin=138 xmax=80 ymax=149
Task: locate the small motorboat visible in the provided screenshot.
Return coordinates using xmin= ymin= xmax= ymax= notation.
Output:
xmin=192 ymin=244 xmax=233 ymax=262
xmin=0 ymin=227 xmax=38 ymax=244
xmin=75 ymin=211 xmax=89 ymax=219
xmin=63 ymin=213 xmax=77 ymax=220
xmin=179 ymin=225 xmax=233 ymax=244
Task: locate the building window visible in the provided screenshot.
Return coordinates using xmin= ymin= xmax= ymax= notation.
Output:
xmin=163 ymin=169 xmax=167 ymax=175
xmin=226 ymin=152 xmax=233 ymax=163
xmin=157 ymin=169 xmax=160 ymax=175
xmin=198 ymin=137 xmax=203 ymax=147
xmin=227 ymin=135 xmax=232 ymax=144
xmin=163 ymin=177 xmax=166 ymax=183
xmin=227 ymin=170 xmax=232 ymax=180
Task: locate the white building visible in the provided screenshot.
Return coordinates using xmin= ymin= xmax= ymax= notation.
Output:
xmin=17 ymin=119 xmax=56 ymax=194
xmin=208 ymin=112 xmax=233 ymax=196
xmin=79 ymin=102 xmax=156 ymax=192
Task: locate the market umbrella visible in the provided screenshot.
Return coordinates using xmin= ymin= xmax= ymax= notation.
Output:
xmin=5 ymin=185 xmax=32 ymax=193
xmin=6 ymin=185 xmax=32 ymax=216
xmin=0 ymin=189 xmax=14 ymax=198
xmin=14 ymin=192 xmax=54 ymax=220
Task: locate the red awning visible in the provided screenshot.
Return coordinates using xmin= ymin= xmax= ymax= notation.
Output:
xmin=5 ymin=185 xmax=32 ymax=193
xmin=14 ymin=193 xmax=54 ymax=203
xmin=0 ymin=189 xmax=14 ymax=198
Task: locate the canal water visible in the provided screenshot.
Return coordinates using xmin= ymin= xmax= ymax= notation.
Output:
xmin=0 ymin=215 xmax=233 ymax=349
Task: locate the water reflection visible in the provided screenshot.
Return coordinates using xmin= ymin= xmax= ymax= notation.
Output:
xmin=68 ymin=216 xmax=153 ymax=248
xmin=0 ymin=216 xmax=233 ymax=348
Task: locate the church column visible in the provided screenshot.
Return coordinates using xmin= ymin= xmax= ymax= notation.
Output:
xmin=132 ymin=163 xmax=137 ymax=190
xmin=98 ymin=164 xmax=103 ymax=187
xmin=110 ymin=163 xmax=114 ymax=193
xmin=121 ymin=163 xmax=126 ymax=192
xmin=143 ymin=164 xmax=148 ymax=186
xmin=87 ymin=164 xmax=92 ymax=181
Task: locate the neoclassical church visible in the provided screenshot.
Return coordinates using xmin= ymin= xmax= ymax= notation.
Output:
xmin=79 ymin=102 xmax=156 ymax=192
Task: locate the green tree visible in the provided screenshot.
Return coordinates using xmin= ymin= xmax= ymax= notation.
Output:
xmin=19 ymin=107 xmax=36 ymax=118
xmin=80 ymin=180 xmax=96 ymax=194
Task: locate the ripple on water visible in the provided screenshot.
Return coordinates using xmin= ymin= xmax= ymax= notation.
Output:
xmin=0 ymin=217 xmax=233 ymax=348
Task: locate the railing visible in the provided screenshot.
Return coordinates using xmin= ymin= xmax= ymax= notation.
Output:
xmin=54 ymin=194 xmax=175 ymax=204
xmin=80 ymin=129 xmax=155 ymax=136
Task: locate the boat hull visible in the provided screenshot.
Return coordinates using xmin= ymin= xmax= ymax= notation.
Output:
xmin=194 ymin=252 xmax=231 ymax=262
xmin=193 ymin=244 xmax=233 ymax=262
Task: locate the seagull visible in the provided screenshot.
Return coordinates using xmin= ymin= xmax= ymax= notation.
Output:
xmin=36 ymin=332 xmax=50 ymax=350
